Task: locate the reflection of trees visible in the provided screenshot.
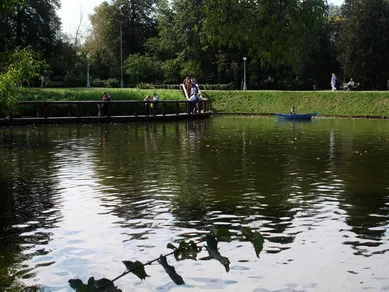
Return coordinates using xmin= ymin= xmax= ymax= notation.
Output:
xmin=336 ymin=133 xmax=389 ymax=255
xmin=90 ymin=117 xmax=389 ymax=256
xmin=0 ymin=127 xmax=61 ymax=290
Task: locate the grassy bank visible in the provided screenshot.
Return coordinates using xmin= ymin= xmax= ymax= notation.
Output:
xmin=204 ymin=90 xmax=389 ymax=117
xmin=19 ymin=88 xmax=389 ymax=117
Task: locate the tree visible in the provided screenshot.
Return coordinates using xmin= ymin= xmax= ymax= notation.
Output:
xmin=0 ymin=48 xmax=45 ymax=116
xmin=0 ymin=0 xmax=61 ymax=55
xmin=86 ymin=0 xmax=159 ymax=82
xmin=338 ymin=0 xmax=389 ymax=89
xmin=124 ymin=53 xmax=162 ymax=84
xmin=203 ymin=0 xmax=328 ymax=76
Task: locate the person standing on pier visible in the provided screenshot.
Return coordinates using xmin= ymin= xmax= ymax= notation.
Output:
xmin=98 ymin=91 xmax=111 ymax=116
xmin=152 ymin=92 xmax=159 ymax=115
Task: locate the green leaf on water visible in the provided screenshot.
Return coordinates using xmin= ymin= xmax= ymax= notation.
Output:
xmin=242 ymin=227 xmax=264 ymax=257
xmin=158 ymin=255 xmax=185 ymax=285
xmin=122 ymin=260 xmax=150 ymax=280
xmin=68 ymin=279 xmax=90 ymax=291
xmin=168 ymin=240 xmax=199 ymax=261
xmin=69 ymin=278 xmax=122 ymax=292
xmin=212 ymin=226 xmax=232 ymax=242
xmin=204 ymin=233 xmax=230 ymax=272
xmin=167 ymin=243 xmax=177 ymax=250
xmin=206 ymin=233 xmax=218 ymax=250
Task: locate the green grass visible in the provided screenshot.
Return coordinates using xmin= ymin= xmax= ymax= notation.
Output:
xmin=18 ymin=88 xmax=389 ymax=117
xmin=19 ymin=88 xmax=184 ymax=101
xmin=203 ymin=90 xmax=389 ymax=117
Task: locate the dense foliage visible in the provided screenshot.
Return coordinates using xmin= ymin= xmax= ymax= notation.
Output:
xmin=1 ymin=0 xmax=389 ymax=90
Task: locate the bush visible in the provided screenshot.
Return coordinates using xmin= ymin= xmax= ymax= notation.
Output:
xmin=103 ymin=78 xmax=119 ymax=88
xmin=92 ymin=78 xmax=105 ymax=87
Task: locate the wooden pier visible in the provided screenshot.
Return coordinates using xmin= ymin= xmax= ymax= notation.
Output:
xmin=0 ymin=99 xmax=212 ymax=126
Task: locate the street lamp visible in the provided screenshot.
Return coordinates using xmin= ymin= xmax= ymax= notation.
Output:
xmin=119 ymin=6 xmax=124 ymax=88
xmin=86 ymin=53 xmax=91 ymax=88
xmin=243 ymin=56 xmax=247 ymax=90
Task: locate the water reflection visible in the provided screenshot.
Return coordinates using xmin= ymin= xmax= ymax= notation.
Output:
xmin=0 ymin=118 xmax=389 ymax=291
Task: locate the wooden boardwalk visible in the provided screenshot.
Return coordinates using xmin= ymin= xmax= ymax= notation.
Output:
xmin=0 ymin=100 xmax=212 ymax=126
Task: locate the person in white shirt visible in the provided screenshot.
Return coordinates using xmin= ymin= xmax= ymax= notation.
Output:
xmin=188 ymin=85 xmax=198 ymax=113
xmin=347 ymin=78 xmax=355 ymax=91
xmin=152 ymin=93 xmax=159 ymax=115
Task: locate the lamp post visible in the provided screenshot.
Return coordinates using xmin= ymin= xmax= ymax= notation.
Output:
xmin=119 ymin=6 xmax=124 ymax=88
xmin=86 ymin=53 xmax=91 ymax=88
xmin=120 ymin=23 xmax=124 ymax=88
xmin=243 ymin=56 xmax=247 ymax=90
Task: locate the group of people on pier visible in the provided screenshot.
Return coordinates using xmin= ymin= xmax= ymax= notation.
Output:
xmin=143 ymin=92 xmax=159 ymax=116
xmin=99 ymin=76 xmax=202 ymax=117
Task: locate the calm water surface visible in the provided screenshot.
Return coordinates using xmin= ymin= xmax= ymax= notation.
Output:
xmin=0 ymin=116 xmax=389 ymax=291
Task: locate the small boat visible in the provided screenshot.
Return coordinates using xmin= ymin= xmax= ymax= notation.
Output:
xmin=275 ymin=113 xmax=314 ymax=120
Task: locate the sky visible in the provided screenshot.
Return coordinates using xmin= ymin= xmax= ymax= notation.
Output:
xmin=58 ymin=0 xmax=345 ymax=35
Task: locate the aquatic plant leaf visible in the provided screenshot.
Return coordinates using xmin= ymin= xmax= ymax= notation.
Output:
xmin=214 ymin=226 xmax=231 ymax=237
xmin=69 ymin=278 xmax=122 ymax=292
xmin=167 ymin=243 xmax=177 ymax=250
xmin=158 ymin=255 xmax=185 ymax=285
xmin=212 ymin=226 xmax=232 ymax=242
xmin=206 ymin=233 xmax=218 ymax=250
xmin=87 ymin=277 xmax=122 ymax=292
xmin=170 ymin=240 xmax=199 ymax=261
xmin=242 ymin=227 xmax=264 ymax=257
xmin=204 ymin=234 xmax=230 ymax=272
xmin=122 ymin=261 xmax=150 ymax=280
xmin=68 ymin=279 xmax=91 ymax=291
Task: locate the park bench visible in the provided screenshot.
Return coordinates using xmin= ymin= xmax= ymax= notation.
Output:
xmin=342 ymin=82 xmax=360 ymax=91
xmin=50 ymin=80 xmax=65 ymax=87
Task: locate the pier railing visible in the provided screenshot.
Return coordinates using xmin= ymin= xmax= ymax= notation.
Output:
xmin=15 ymin=99 xmax=211 ymax=119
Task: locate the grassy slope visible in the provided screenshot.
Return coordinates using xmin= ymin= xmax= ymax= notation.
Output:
xmin=20 ymin=88 xmax=389 ymax=116
xmin=203 ymin=90 xmax=389 ymax=116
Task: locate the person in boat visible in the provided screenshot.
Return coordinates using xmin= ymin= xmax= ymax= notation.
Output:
xmin=290 ymin=106 xmax=296 ymax=115
xmin=144 ymin=95 xmax=151 ymax=116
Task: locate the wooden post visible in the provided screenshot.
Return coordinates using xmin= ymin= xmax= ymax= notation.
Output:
xmin=44 ymin=103 xmax=48 ymax=119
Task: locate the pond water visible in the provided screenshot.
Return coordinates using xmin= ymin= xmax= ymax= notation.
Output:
xmin=0 ymin=116 xmax=389 ymax=291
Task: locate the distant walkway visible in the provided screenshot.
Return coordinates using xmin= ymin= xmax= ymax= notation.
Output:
xmin=0 ymin=100 xmax=212 ymax=126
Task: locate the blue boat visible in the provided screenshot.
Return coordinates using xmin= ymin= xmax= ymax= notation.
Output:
xmin=275 ymin=113 xmax=314 ymax=120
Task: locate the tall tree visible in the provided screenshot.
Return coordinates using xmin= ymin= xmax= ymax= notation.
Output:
xmin=338 ymin=0 xmax=389 ymax=89
xmin=86 ymin=0 xmax=159 ymax=81
xmin=203 ymin=0 xmax=327 ymax=76
xmin=0 ymin=0 xmax=61 ymax=55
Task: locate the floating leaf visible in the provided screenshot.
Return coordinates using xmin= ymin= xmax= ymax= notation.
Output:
xmin=168 ymin=240 xmax=200 ymax=261
xmin=88 ymin=277 xmax=122 ymax=292
xmin=212 ymin=226 xmax=232 ymax=241
xmin=242 ymin=227 xmax=264 ymax=257
xmin=122 ymin=261 xmax=150 ymax=280
xmin=206 ymin=233 xmax=218 ymax=250
xmin=69 ymin=278 xmax=122 ymax=292
xmin=69 ymin=279 xmax=89 ymax=292
xmin=158 ymin=255 xmax=185 ymax=285
xmin=203 ymin=233 xmax=230 ymax=272
xmin=167 ymin=243 xmax=177 ymax=250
